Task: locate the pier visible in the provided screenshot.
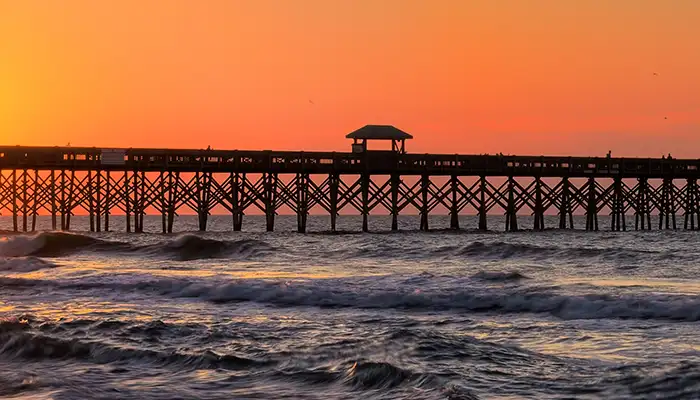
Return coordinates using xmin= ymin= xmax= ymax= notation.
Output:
xmin=2 ymin=125 xmax=700 ymax=233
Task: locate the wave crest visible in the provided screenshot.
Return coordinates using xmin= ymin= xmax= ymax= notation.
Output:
xmin=156 ymin=234 xmax=273 ymax=261
xmin=0 ymin=232 xmax=126 ymax=257
xmin=470 ymin=270 xmax=529 ymax=282
xmin=0 ymin=232 xmax=273 ymax=261
xmin=0 ymin=324 xmax=264 ymax=370
xmin=0 ymin=257 xmax=57 ymax=273
xmin=3 ymin=276 xmax=694 ymax=322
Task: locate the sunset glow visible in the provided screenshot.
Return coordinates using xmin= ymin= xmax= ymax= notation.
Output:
xmin=1 ymin=0 xmax=699 ymax=156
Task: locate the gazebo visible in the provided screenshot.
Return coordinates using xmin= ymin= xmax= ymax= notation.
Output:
xmin=346 ymin=125 xmax=413 ymax=154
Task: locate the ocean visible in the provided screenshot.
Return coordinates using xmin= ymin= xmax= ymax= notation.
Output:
xmin=1 ymin=215 xmax=700 ymax=399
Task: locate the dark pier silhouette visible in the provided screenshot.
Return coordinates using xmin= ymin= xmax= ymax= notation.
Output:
xmin=1 ymin=125 xmax=700 ymax=233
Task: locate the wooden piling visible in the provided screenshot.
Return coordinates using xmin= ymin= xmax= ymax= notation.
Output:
xmin=232 ymin=172 xmax=243 ymax=232
xmin=96 ymin=171 xmax=102 ymax=232
xmin=104 ymin=171 xmax=111 ymax=232
xmin=505 ymin=176 xmax=518 ymax=232
xmin=88 ymin=170 xmax=95 ymax=232
xmin=585 ymin=177 xmax=598 ymax=231
xmin=449 ymin=175 xmax=459 ymax=230
xmin=391 ymin=174 xmax=400 ymax=231
xmin=125 ymin=171 xmax=131 ymax=233
xmin=329 ymin=173 xmax=339 ymax=232
xmin=296 ymin=173 xmax=309 ymax=233
xmin=22 ymin=169 xmax=28 ymax=232
xmin=420 ymin=174 xmax=429 ymax=231
xmin=31 ymin=170 xmax=38 ymax=232
xmin=478 ymin=176 xmax=487 ymax=231
xmin=264 ymin=173 xmax=277 ymax=232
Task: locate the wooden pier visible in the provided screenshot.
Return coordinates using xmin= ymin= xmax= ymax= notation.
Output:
xmin=2 ymin=126 xmax=700 ymax=233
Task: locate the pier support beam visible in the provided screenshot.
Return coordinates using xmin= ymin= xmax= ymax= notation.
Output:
xmin=659 ymin=177 xmax=677 ymax=230
xmin=611 ymin=177 xmax=626 ymax=231
xmin=419 ymin=174 xmax=429 ymax=231
xmin=264 ymin=173 xmax=277 ymax=232
xmin=60 ymin=170 xmax=67 ymax=231
xmin=125 ymin=171 xmax=131 ymax=233
xmin=391 ymin=174 xmax=400 ymax=231
xmin=196 ymin=171 xmax=212 ymax=232
xmin=50 ymin=170 xmax=57 ymax=230
xmin=232 ymin=172 xmax=243 ymax=232
xmin=12 ymin=170 xmax=17 ymax=232
xmin=22 ymin=169 xmax=28 ymax=232
xmin=635 ymin=178 xmax=651 ymax=230
xmin=478 ymin=176 xmax=488 ymax=231
xmin=88 ymin=170 xmax=95 ymax=232
xmin=296 ymin=173 xmax=309 ymax=233
xmin=505 ymin=176 xmax=518 ymax=232
xmin=559 ymin=177 xmax=574 ymax=229
xmin=329 ymin=173 xmax=339 ymax=232
xmin=684 ymin=178 xmax=699 ymax=230
xmin=533 ymin=177 xmax=545 ymax=231
xmin=361 ymin=173 xmax=369 ymax=232
xmin=31 ymin=170 xmax=38 ymax=232
xmin=96 ymin=171 xmax=102 ymax=232
xmin=449 ymin=175 xmax=459 ymax=230
xmin=105 ymin=171 xmax=111 ymax=232
xmin=585 ymin=177 xmax=598 ymax=231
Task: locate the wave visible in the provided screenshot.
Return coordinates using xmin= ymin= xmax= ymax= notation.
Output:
xmin=454 ymin=241 xmax=658 ymax=261
xmin=6 ymin=276 xmax=700 ymax=322
xmin=0 ymin=232 xmax=273 ymax=261
xmin=470 ymin=270 xmax=529 ymax=282
xmin=0 ymin=232 xmax=129 ymax=257
xmin=149 ymin=234 xmax=273 ymax=261
xmin=0 ymin=257 xmax=57 ymax=273
xmin=0 ymin=320 xmax=265 ymax=370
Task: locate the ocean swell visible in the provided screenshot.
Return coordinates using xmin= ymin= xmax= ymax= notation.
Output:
xmin=0 ymin=320 xmax=263 ymax=370
xmin=5 ymin=276 xmax=700 ymax=322
xmin=150 ymin=234 xmax=273 ymax=261
xmin=0 ymin=257 xmax=57 ymax=273
xmin=0 ymin=232 xmax=273 ymax=261
xmin=0 ymin=232 xmax=128 ymax=257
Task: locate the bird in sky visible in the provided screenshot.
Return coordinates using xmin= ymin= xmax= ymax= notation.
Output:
xmin=309 ymin=99 xmax=315 ymax=105
xmin=653 ymin=72 xmax=659 ymax=76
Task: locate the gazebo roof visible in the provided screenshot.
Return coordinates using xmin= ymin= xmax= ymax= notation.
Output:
xmin=345 ymin=125 xmax=413 ymax=140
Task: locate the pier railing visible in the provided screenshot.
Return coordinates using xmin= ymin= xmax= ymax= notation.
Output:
xmin=0 ymin=146 xmax=697 ymax=177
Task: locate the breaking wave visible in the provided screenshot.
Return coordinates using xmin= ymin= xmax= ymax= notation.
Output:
xmin=0 ymin=320 xmax=263 ymax=370
xmin=470 ymin=270 xmax=529 ymax=282
xmin=0 ymin=232 xmax=273 ymax=261
xmin=150 ymin=234 xmax=273 ymax=261
xmin=5 ymin=276 xmax=700 ymax=322
xmin=0 ymin=232 xmax=125 ymax=257
xmin=0 ymin=257 xmax=57 ymax=273
xmin=454 ymin=241 xmax=660 ymax=261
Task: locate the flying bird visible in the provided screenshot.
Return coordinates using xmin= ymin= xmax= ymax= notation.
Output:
xmin=653 ymin=72 xmax=659 ymax=76
xmin=309 ymin=99 xmax=315 ymax=105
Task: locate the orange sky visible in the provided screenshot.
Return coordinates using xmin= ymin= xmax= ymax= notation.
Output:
xmin=1 ymin=0 xmax=699 ymax=157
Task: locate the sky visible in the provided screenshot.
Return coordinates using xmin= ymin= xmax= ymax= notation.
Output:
xmin=1 ymin=0 xmax=699 ymax=157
